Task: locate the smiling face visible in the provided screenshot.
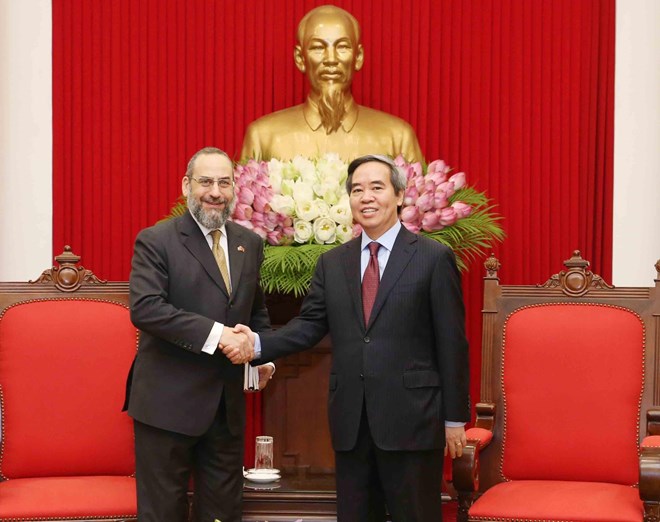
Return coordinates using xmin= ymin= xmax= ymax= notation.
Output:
xmin=349 ymin=161 xmax=404 ymax=240
xmin=182 ymin=152 xmax=235 ymax=229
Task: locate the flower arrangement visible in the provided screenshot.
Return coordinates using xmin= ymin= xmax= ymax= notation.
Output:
xmin=168 ymin=153 xmax=504 ymax=296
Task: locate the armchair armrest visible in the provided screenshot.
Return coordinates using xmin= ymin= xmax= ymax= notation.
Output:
xmin=453 ymin=403 xmax=495 ymax=522
xmin=641 ymin=411 xmax=660 ymax=519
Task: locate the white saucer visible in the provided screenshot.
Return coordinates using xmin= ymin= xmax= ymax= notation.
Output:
xmin=245 ymin=468 xmax=280 ymax=475
xmin=245 ymin=472 xmax=280 ymax=483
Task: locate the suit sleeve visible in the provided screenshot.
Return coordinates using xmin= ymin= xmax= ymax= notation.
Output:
xmin=129 ymin=227 xmax=214 ymax=354
xmin=431 ymin=248 xmax=471 ymax=423
xmin=255 ymin=255 xmax=330 ymax=363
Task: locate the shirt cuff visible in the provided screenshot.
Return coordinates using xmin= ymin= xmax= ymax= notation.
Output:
xmin=445 ymin=421 xmax=466 ymax=428
xmin=201 ymin=322 xmax=224 ymax=355
xmin=254 ymin=332 xmax=262 ymax=358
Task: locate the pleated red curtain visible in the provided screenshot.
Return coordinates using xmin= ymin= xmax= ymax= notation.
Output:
xmin=53 ymin=0 xmax=614 ymax=466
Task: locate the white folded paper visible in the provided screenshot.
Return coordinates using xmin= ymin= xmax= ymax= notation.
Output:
xmin=243 ymin=363 xmax=259 ymax=391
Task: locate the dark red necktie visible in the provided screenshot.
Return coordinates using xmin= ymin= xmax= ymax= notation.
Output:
xmin=362 ymin=242 xmax=381 ymax=326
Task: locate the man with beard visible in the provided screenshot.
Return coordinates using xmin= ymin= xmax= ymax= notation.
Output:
xmin=123 ymin=147 xmax=273 ymax=522
xmin=241 ymin=5 xmax=423 ymax=163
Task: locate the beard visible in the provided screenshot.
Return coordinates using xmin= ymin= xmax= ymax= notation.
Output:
xmin=187 ymin=191 xmax=235 ymax=230
xmin=318 ymin=83 xmax=347 ymax=134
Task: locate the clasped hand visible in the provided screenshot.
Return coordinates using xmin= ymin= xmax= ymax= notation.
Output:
xmin=219 ymin=324 xmax=255 ymax=364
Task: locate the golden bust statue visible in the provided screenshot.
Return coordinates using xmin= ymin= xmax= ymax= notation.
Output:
xmin=241 ymin=5 xmax=424 ymax=162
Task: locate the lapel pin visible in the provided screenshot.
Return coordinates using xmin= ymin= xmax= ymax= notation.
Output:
xmin=237 ymin=246 xmax=245 ymax=252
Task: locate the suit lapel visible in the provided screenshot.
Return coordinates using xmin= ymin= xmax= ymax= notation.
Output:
xmin=341 ymin=238 xmax=365 ymax=331
xmin=366 ymin=227 xmax=417 ymax=331
xmin=226 ymin=222 xmax=246 ymax=303
xmin=178 ymin=212 xmax=229 ymax=296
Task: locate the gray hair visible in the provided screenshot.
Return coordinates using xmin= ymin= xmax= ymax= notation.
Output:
xmin=185 ymin=147 xmax=232 ymax=179
xmin=345 ymin=155 xmax=407 ymax=195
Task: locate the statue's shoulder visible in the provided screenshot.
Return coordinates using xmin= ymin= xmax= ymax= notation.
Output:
xmin=246 ymin=104 xmax=306 ymax=132
xmin=357 ymin=105 xmax=416 ymax=133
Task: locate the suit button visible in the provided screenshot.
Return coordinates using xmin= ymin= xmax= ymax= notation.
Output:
xmin=359 ymin=373 xmax=364 ymax=380
xmin=363 ymin=336 xmax=370 ymax=343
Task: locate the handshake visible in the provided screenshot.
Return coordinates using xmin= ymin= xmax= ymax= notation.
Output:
xmin=219 ymin=324 xmax=255 ymax=364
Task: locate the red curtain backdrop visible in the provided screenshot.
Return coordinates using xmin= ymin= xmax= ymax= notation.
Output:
xmin=52 ymin=0 xmax=614 ymax=466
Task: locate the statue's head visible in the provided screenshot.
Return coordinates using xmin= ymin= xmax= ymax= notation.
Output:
xmin=294 ymin=5 xmax=365 ymax=133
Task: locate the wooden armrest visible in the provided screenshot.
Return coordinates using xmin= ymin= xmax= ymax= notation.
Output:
xmin=452 ymin=403 xmax=495 ymax=492
xmin=647 ymin=409 xmax=660 ymax=437
xmin=639 ymin=439 xmax=660 ymax=503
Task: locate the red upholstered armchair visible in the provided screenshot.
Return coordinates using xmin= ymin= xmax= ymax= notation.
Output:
xmin=0 ymin=248 xmax=137 ymax=521
xmin=454 ymin=251 xmax=660 ymax=522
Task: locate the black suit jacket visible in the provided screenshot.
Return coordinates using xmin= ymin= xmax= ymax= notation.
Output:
xmin=259 ymin=226 xmax=470 ymax=451
xmin=124 ymin=212 xmax=270 ymax=437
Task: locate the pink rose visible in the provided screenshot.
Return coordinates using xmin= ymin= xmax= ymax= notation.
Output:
xmin=237 ymin=186 xmax=255 ymax=206
xmin=415 ymin=193 xmax=434 ymax=213
xmin=401 ymin=220 xmax=421 ymax=234
xmin=400 ymin=205 xmax=420 ymax=224
xmin=421 ymin=211 xmax=440 ymax=232
xmin=438 ymin=207 xmax=458 ymax=226
xmin=436 ymin=181 xmax=455 ymax=199
xmin=403 ymin=186 xmax=419 ymax=206
xmin=452 ymin=201 xmax=472 ymax=218
xmin=449 ymin=172 xmax=466 ymax=190
xmin=434 ymin=191 xmax=449 ymax=209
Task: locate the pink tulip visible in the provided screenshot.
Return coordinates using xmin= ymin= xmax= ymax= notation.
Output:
xmin=449 ymin=172 xmax=466 ymax=190
xmin=436 ymin=181 xmax=455 ymax=199
xmin=401 ymin=221 xmax=421 ymax=234
xmin=233 ymin=203 xmax=253 ymax=221
xmin=400 ymin=205 xmax=420 ymax=224
xmin=427 ymin=159 xmax=447 ymax=174
xmin=403 ymin=186 xmax=419 ymax=206
xmin=438 ymin=207 xmax=458 ymax=226
xmin=426 ymin=170 xmax=448 ymax=185
xmin=237 ymin=186 xmax=255 ymax=206
xmin=253 ymin=194 xmax=271 ymax=213
xmin=452 ymin=201 xmax=472 ymax=218
xmin=352 ymin=223 xmax=363 ymax=237
xmin=421 ymin=211 xmax=440 ymax=232
xmin=415 ymin=192 xmax=434 ymax=213
xmin=434 ymin=191 xmax=449 ymax=209
xmin=232 ymin=219 xmax=253 ymax=230
xmin=267 ymin=230 xmax=283 ymax=245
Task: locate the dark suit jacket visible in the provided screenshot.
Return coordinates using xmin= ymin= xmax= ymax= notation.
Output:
xmin=124 ymin=212 xmax=270 ymax=437
xmin=258 ymin=226 xmax=470 ymax=452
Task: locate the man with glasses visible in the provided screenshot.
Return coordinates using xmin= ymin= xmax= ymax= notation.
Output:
xmin=124 ymin=147 xmax=273 ymax=522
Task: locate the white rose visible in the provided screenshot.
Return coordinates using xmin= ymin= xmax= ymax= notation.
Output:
xmin=296 ymin=200 xmax=320 ymax=222
xmin=269 ymin=170 xmax=283 ymax=194
xmin=314 ymin=199 xmax=330 ymax=217
xmin=317 ymin=154 xmax=348 ymax=184
xmin=280 ymin=179 xmax=295 ymax=197
xmin=336 ymin=224 xmax=353 ymax=244
xmin=293 ymin=219 xmax=313 ymax=243
xmin=270 ymin=194 xmax=295 ymax=216
xmin=292 ymin=156 xmax=317 ymax=183
xmin=313 ymin=181 xmax=342 ymax=205
xmin=329 ymin=200 xmax=353 ymax=225
xmin=291 ymin=180 xmax=315 ymax=205
xmin=268 ymin=159 xmax=284 ymax=179
xmin=313 ymin=217 xmax=337 ymax=244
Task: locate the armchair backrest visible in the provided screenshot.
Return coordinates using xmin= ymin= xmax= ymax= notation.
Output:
xmin=476 ymin=251 xmax=659 ymax=489
xmin=0 ymin=247 xmax=137 ymax=479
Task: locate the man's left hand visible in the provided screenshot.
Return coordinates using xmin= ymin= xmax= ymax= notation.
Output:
xmin=257 ymin=364 xmax=275 ymax=390
xmin=444 ymin=425 xmax=467 ymax=459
